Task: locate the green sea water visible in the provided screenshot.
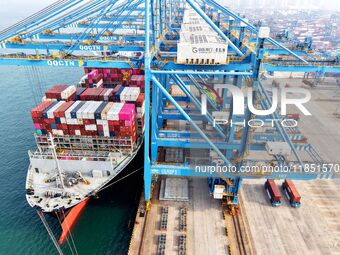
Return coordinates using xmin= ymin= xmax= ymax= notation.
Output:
xmin=0 ymin=66 xmax=142 ymax=255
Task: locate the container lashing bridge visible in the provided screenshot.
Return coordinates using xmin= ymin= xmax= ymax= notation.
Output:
xmin=0 ymin=0 xmax=339 ymax=210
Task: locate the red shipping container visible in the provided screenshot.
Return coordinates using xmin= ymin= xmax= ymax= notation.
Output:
xmin=45 ymin=84 xmax=69 ymax=100
xmin=66 ymin=91 xmax=76 ymax=102
xmin=88 ymin=73 xmax=103 ymax=84
xmin=88 ymin=69 xmax=99 ymax=79
xmin=44 ymin=119 xmax=55 ymax=124
xmin=130 ymin=75 xmax=145 ymax=86
xmin=136 ymin=93 xmax=145 ymax=107
xmin=31 ymin=101 xmax=54 ymax=118
xmin=111 ymin=73 xmax=123 ymax=81
xmin=265 ymin=179 xmax=281 ymax=203
xmin=83 ymin=119 xmax=96 ymax=125
xmin=108 ymin=120 xmax=120 ymax=126
xmin=68 ymin=125 xmax=82 ymax=130
xmin=132 ymin=69 xmax=142 ymax=75
xmin=99 ymin=89 xmax=108 ymax=101
xmin=54 ymin=101 xmax=74 ymax=118
xmin=283 ymin=180 xmax=301 ymax=203
xmin=32 ymin=117 xmax=43 ymax=123
xmin=80 ymin=88 xmax=104 ymax=101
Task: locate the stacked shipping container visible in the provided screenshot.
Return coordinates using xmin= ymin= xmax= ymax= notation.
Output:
xmin=45 ymin=85 xmax=77 ymax=101
xmin=31 ymin=100 xmax=139 ymax=144
xmin=83 ymin=68 xmax=144 ymax=88
xmin=31 ymin=69 xmax=145 ymax=146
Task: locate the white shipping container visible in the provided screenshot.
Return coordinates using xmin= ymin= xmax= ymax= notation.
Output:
xmin=65 ymin=101 xmax=81 ymax=119
xmin=94 ymin=79 xmax=103 ymax=88
xmin=130 ymin=87 xmax=140 ymax=101
xmin=137 ymin=105 xmax=145 ymax=114
xmin=85 ymin=124 xmax=97 ymax=131
xmin=87 ymin=101 xmax=102 ymax=119
xmin=84 ymin=101 xmax=101 ymax=119
xmin=103 ymin=127 xmax=110 ymax=137
xmin=107 ymin=103 xmax=124 ymax=120
xmin=80 ymin=101 xmax=92 ymax=119
xmin=78 ymin=101 xmax=91 ymax=119
xmin=61 ymin=85 xmax=76 ymax=100
xmin=104 ymin=89 xmax=113 ymax=101
xmin=101 ymin=102 xmax=113 ymax=120
xmin=120 ymin=87 xmax=129 ymax=101
xmin=83 ymin=101 xmax=93 ymax=119
xmin=102 ymin=120 xmax=109 ymax=127
xmin=265 ymin=141 xmax=291 ymax=156
xmin=75 ymin=130 xmax=81 ymax=136
xmin=47 ymin=101 xmax=64 ymax=119
xmin=177 ymin=34 xmax=228 ymax=65
xmin=70 ymin=118 xmax=83 ymax=125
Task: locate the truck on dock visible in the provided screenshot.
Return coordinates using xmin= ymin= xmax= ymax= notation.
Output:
xmin=265 ymin=179 xmax=282 ymax=206
xmin=282 ymin=180 xmax=301 ymax=207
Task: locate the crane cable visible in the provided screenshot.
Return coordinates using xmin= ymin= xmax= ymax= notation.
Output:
xmin=0 ymin=0 xmax=71 ymax=38
xmin=56 ymin=212 xmax=76 ymax=255
xmin=97 ymin=165 xmax=143 ymax=192
xmin=24 ymin=66 xmax=39 ymax=106
xmin=61 ymin=209 xmax=79 ymax=255
xmin=35 ymin=66 xmax=46 ymax=98
xmin=37 ymin=210 xmax=64 ymax=255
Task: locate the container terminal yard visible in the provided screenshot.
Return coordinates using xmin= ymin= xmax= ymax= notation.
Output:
xmin=0 ymin=0 xmax=339 ymax=254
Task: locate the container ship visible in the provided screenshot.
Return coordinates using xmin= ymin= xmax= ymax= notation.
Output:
xmin=25 ymin=68 xmax=145 ymax=214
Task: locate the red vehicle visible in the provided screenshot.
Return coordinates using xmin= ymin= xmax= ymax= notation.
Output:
xmin=282 ymin=180 xmax=301 ymax=207
xmin=265 ymin=179 xmax=282 ymax=206
xmin=286 ymin=113 xmax=300 ymax=120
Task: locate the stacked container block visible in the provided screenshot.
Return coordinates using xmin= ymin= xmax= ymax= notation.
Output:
xmin=83 ymin=68 xmax=144 ymax=89
xmin=45 ymin=84 xmax=77 ymax=101
xmin=83 ymin=69 xmax=104 ymax=88
xmin=31 ymin=72 xmax=145 ymax=146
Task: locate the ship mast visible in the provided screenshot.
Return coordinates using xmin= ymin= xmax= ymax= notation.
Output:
xmin=49 ymin=133 xmax=65 ymax=189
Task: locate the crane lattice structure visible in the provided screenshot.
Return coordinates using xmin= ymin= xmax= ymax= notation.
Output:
xmin=0 ymin=0 xmax=339 ymax=207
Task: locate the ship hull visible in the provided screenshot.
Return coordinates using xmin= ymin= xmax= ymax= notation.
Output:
xmin=26 ymin=138 xmax=144 ymax=213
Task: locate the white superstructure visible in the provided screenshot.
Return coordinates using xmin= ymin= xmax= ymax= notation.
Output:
xmin=25 ymin=134 xmax=143 ymax=212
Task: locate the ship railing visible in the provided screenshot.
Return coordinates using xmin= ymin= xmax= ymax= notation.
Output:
xmin=28 ymin=150 xmax=112 ymax=162
xmin=25 ymin=164 xmax=34 ymax=190
xmin=34 ymin=134 xmax=135 ymax=153
xmin=0 ymin=53 xmax=135 ymax=63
